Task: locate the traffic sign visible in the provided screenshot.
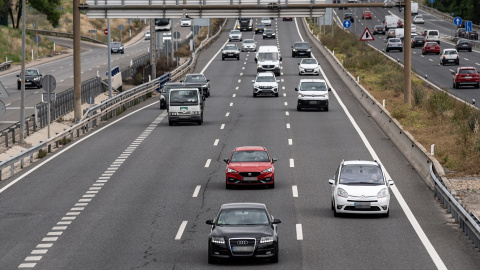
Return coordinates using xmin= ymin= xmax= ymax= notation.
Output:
xmin=343 ymin=20 xmax=351 ymax=29
xmin=88 ymin=29 xmax=97 ymax=33
xmin=104 ymin=28 xmax=108 ymax=35
xmin=0 ymin=81 xmax=8 ymax=98
xmin=42 ymin=75 xmax=57 ymax=92
xmin=118 ymin=24 xmax=124 ymax=30
xmin=42 ymin=93 xmax=56 ymax=103
xmin=33 ymin=35 xmax=41 ymax=43
xmin=360 ymin=28 xmax=375 ymax=41
xmin=453 ymin=17 xmax=462 ymax=26
xmin=173 ymin=31 xmax=180 ymax=39
xmin=465 ymin=21 xmax=472 ymax=32
xmin=0 ymin=100 xmax=5 ymax=119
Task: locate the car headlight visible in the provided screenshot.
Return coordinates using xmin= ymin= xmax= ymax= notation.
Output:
xmin=263 ymin=33 xmax=266 ymax=35
xmin=170 ymin=112 xmax=177 ymax=116
xmin=337 ymin=188 xmax=348 ymax=198
xmin=272 ymin=33 xmax=275 ymax=35
xmin=293 ymin=49 xmax=297 ymax=51
xmin=193 ymin=111 xmax=200 ymax=115
xmin=298 ymin=93 xmax=304 ymax=98
xmin=33 ymin=77 xmax=40 ymax=81
xmin=260 ymin=236 xmax=274 ymax=244
xmin=262 ymin=167 xmax=273 ymax=173
xmin=211 ymin=237 xmax=225 ymax=244
xmin=307 ymin=49 xmax=311 ymax=52
xmin=227 ymin=168 xmax=238 ymax=173
xmin=222 ymin=51 xmax=226 ymax=54
xmin=274 ymin=64 xmax=279 ymax=68
xmin=257 ymin=64 xmax=262 ymax=69
xmin=377 ymin=188 xmax=388 ymax=198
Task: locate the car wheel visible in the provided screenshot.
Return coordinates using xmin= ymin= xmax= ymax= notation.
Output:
xmin=422 ymin=51 xmax=425 ymax=55
xmin=237 ymin=56 xmax=239 ymax=60
xmin=222 ymin=57 xmax=224 ymax=60
xmin=331 ymin=199 xmax=335 ymax=210
xmin=297 ymin=106 xmax=301 ymax=111
xmin=270 ymin=244 xmax=279 ymax=263
xmin=121 ymin=51 xmax=124 ymax=54
xmin=253 ymin=93 xmax=257 ymax=97
xmin=469 ymin=49 xmax=472 ymax=52
xmin=207 ymin=91 xmax=210 ymax=97
xmin=292 ymin=54 xmax=295 ymax=57
xmin=263 ymin=37 xmax=265 ymax=39
xmin=268 ymin=182 xmax=275 ymax=189
xmin=436 ymin=52 xmax=440 ymax=55
xmin=333 ymin=201 xmax=340 ymax=217
xmin=400 ymin=49 xmax=403 ymax=52
xmin=324 ymin=105 xmax=329 ymax=112
xmin=275 ymin=93 xmax=279 ymax=97
xmin=382 ymin=209 xmax=390 ymax=218
xmin=299 ymin=72 xmax=301 ymax=75
xmin=226 ymin=182 xmax=231 ymax=189
xmin=386 ymin=49 xmax=389 ymax=52
xmin=208 ymin=244 xmax=215 ymax=264
xmin=169 ymin=121 xmax=174 ymax=126
xmin=476 ymin=83 xmax=480 ymax=89
xmin=453 ymin=82 xmax=456 ymax=89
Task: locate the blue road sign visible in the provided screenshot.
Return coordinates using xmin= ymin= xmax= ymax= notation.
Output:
xmin=343 ymin=20 xmax=351 ymax=29
xmin=430 ymin=0 xmax=434 ymax=3
xmin=465 ymin=21 xmax=472 ymax=32
xmin=453 ymin=17 xmax=462 ymax=26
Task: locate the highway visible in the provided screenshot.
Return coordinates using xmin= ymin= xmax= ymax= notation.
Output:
xmin=0 ymin=17 xmax=480 ymax=269
xmin=336 ymin=2 xmax=480 ymax=107
xmin=0 ymin=19 xmax=191 ymax=131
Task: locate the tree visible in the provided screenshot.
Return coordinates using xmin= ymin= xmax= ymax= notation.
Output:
xmin=12 ymin=0 xmax=61 ymax=29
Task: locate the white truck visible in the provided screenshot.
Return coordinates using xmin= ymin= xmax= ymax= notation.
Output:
xmin=384 ymin=15 xmax=398 ymax=31
xmin=168 ymin=88 xmax=205 ymax=126
xmin=411 ymin=2 xmax=419 ymax=16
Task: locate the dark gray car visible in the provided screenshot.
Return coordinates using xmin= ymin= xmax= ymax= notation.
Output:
xmin=111 ymin=42 xmax=124 ymax=54
xmin=160 ymin=82 xmax=186 ymax=109
xmin=17 ymin=68 xmax=42 ymax=90
xmin=222 ymin=44 xmax=240 ymax=60
xmin=183 ymin=74 xmax=210 ymax=97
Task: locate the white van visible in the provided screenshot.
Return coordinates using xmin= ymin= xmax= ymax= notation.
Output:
xmin=384 ymin=15 xmax=397 ymax=31
xmin=426 ymin=30 xmax=440 ymax=44
xmin=255 ymin=46 xmax=282 ymax=76
xmin=168 ymin=88 xmax=204 ymax=126
xmin=411 ymin=2 xmax=419 ymax=16
xmin=394 ymin=28 xmax=404 ymax=39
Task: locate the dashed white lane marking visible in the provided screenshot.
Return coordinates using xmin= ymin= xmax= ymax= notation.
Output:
xmin=286 ymin=123 xmax=290 ymax=129
xmin=289 ymin=159 xmax=294 ymax=167
xmin=429 ymin=59 xmax=433 ymax=62
xmin=34 ymin=91 xmax=38 ymax=94
xmin=59 ymin=80 xmax=64 ymax=82
xmin=6 ymin=103 xmax=10 ymax=106
xmin=221 ymin=124 xmax=225 ymax=129
xmin=238 ymin=79 xmax=241 ymax=83
xmin=36 ymin=244 xmax=52 ymax=248
xmin=25 ymin=256 xmax=42 ymax=261
xmin=235 ymin=86 xmax=239 ymax=90
xmin=244 ymin=62 xmax=247 ymax=65
xmin=31 ymin=250 xmax=48 ymax=255
xmin=175 ymin=221 xmax=188 ymax=240
xmin=232 ymin=94 xmax=236 ymax=97
xmin=292 ymin=185 xmax=298 ymax=197
xmin=286 ymin=111 xmax=289 ymax=116
xmin=282 ymin=86 xmax=285 ymax=90
xmin=288 ymin=139 xmax=293 ymax=145
xmin=283 ymin=93 xmax=286 ymax=97
xmin=449 ymin=69 xmax=454 ymax=73
xmin=205 ymin=159 xmax=211 ymax=168
xmin=42 ymin=237 xmax=58 ymax=242
xmin=214 ymin=139 xmax=219 ymax=146
xmin=284 ymin=102 xmax=288 ymax=106
xmin=193 ymin=185 xmax=201 ymax=197
xmin=226 ymin=112 xmax=230 ymax=117
xmin=230 ymin=102 xmax=233 ymax=106
xmin=476 ymin=63 xmax=480 ymax=66
xmin=19 ymin=263 xmax=37 ymax=268
xmin=296 ymin=224 xmax=303 ymax=240
xmin=240 ymin=73 xmax=243 ymax=76
xmin=281 ymin=79 xmax=284 ymax=82
xmin=242 ymin=67 xmax=245 ymax=70
xmin=464 ymin=58 xmax=469 ymax=61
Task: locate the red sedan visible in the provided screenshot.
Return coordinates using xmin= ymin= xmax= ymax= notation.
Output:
xmin=362 ymin=11 xmax=372 ymax=19
xmin=224 ymin=146 xmax=277 ymax=189
xmin=422 ymin=42 xmax=440 ymax=55
xmin=397 ymin=19 xmax=404 ymax=28
xmin=452 ymin=67 xmax=480 ymax=89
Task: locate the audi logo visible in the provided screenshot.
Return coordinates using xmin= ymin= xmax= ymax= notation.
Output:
xmin=236 ymin=240 xmax=249 ymax=245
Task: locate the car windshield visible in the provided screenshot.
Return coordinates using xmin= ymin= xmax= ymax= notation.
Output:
xmin=257 ymin=24 xmax=265 ymax=28
xmin=23 ymin=70 xmax=39 ymax=76
xmin=459 ymin=40 xmax=470 ymax=44
xmin=224 ymin=45 xmax=237 ymax=50
xmin=426 ymin=42 xmax=438 ymax=46
xmin=339 ymin=165 xmax=385 ymax=185
xmin=217 ymin=209 xmax=269 ymax=226
xmin=181 ymin=18 xmax=190 ymax=21
xmin=301 ymin=59 xmax=317 ymax=65
xmin=300 ymin=82 xmax=327 ymax=91
xmin=231 ymin=150 xmax=269 ymax=162
xmin=262 ymin=17 xmax=270 ymax=20
xmin=184 ymin=75 xmax=206 ymax=83
xmin=295 ymin=43 xmax=309 ymax=49
xmin=169 ymin=90 xmax=198 ymax=104
xmin=230 ymin=30 xmax=240 ymax=34
xmin=429 ymin=31 xmax=439 ymax=35
xmin=416 ymin=15 xmax=423 ymax=18
xmin=243 ymin=40 xmax=254 ymax=44
xmin=459 ymin=69 xmax=477 ymax=74
xmin=265 ymin=29 xmax=274 ymax=33
xmin=112 ymin=42 xmax=122 ymax=46
xmin=257 ymin=52 xmax=279 ymax=61
xmin=256 ymin=76 xmax=275 ymax=82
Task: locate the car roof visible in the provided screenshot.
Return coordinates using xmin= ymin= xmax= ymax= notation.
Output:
xmin=234 ymin=146 xmax=267 ymax=151
xmin=221 ymin=203 xmax=267 ymax=210
xmin=343 ymin=160 xmax=380 ymax=166
xmin=164 ymin=82 xmax=185 ymax=86
xmin=299 ymin=79 xmax=326 ymax=83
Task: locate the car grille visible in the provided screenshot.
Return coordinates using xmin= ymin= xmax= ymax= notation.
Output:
xmin=262 ymin=65 xmax=275 ymax=69
xmin=258 ymin=86 xmax=273 ymax=89
xmin=239 ymin=172 xmax=261 ymax=177
xmin=229 ymin=238 xmax=256 ymax=256
xmin=344 ymin=206 xmax=382 ymax=211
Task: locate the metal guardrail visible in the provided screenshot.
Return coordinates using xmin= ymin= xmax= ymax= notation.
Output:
xmin=417 ymin=4 xmax=480 ymax=30
xmin=0 ymin=18 xmax=228 ymax=181
xmin=26 ymin=29 xmax=107 ymax=45
xmin=0 ymin=60 xmax=12 ymax=71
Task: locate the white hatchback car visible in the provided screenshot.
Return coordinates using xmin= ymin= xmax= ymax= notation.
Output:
xmin=298 ymin=58 xmax=320 ymax=76
xmin=440 ymin=48 xmax=459 ymax=65
xmin=295 ymin=79 xmax=330 ymax=111
xmin=261 ymin=17 xmax=272 ymax=26
xmin=413 ymin=15 xmax=424 ymax=24
xmin=229 ymin=30 xmax=242 ymax=41
xmin=329 ymin=160 xmax=394 ymax=217
xmin=181 ymin=18 xmax=191 ymax=27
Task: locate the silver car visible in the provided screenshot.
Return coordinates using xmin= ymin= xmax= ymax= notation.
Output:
xmin=229 ymin=30 xmax=242 ymax=41
xmin=386 ymin=38 xmax=403 ymax=53
xmin=261 ymin=17 xmax=272 ymax=26
xmin=241 ymin=39 xmax=257 ymax=52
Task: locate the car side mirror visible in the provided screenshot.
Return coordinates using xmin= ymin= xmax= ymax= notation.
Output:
xmin=328 ymin=88 xmax=332 ymax=92
xmin=223 ymin=158 xmax=229 ymax=164
xmin=206 ymin=220 xmax=214 ymax=225
xmin=272 ymin=158 xmax=278 ymax=163
xmin=388 ymin=180 xmax=394 ymax=186
xmin=16 ymin=74 xmax=19 ymax=77
xmin=280 ymin=57 xmax=282 ymax=61
xmin=295 ymin=88 xmax=298 ymax=91
xmin=451 ymin=71 xmax=455 ymax=75
xmin=328 ymin=179 xmax=335 ymax=185
xmin=298 ymin=63 xmax=300 ymax=65
xmin=272 ymin=218 xmax=281 ymax=224
xmin=251 ymin=80 xmax=255 ymax=83
xmin=207 ymin=79 xmax=210 ymax=82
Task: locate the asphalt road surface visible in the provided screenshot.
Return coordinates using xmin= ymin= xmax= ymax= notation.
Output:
xmin=0 ymin=17 xmax=479 ymax=269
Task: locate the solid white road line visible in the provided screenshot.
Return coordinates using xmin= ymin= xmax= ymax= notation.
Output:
xmin=289 ymin=159 xmax=294 ymax=167
xmin=214 ymin=139 xmax=219 ymax=146
xmin=294 ymin=18 xmax=447 ymax=270
xmin=296 ymin=224 xmax=303 ymax=240
xmin=193 ymin=185 xmax=201 ymax=197
xmin=292 ymin=185 xmax=298 ymax=197
xmin=205 ymin=159 xmax=211 ymax=168
xmin=288 ymin=139 xmax=293 ymax=145
xmin=175 ymin=221 xmax=188 ymax=240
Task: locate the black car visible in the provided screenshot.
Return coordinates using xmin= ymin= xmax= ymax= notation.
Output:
xmin=222 ymin=44 xmax=240 ymax=60
xmin=159 ymin=82 xmax=185 ymax=109
xmin=206 ymin=203 xmax=281 ymax=264
xmin=17 ymin=69 xmax=42 ymax=90
xmin=455 ymin=28 xmax=467 ymax=38
xmin=291 ymin=41 xmax=312 ymax=57
xmin=455 ymin=39 xmax=473 ymax=52
xmin=255 ymin=24 xmax=265 ymax=33
xmin=344 ymin=13 xmax=354 ymax=23
xmin=182 ymin=73 xmax=210 ymax=97
xmin=411 ymin=36 xmax=426 ymax=48
xmin=263 ymin=29 xmax=276 ymax=39
xmin=372 ymin=25 xmax=386 ymax=35
xmin=111 ymin=42 xmax=124 ymax=54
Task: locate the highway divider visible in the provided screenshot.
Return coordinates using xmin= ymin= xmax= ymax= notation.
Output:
xmin=301 ymin=17 xmax=480 ymax=251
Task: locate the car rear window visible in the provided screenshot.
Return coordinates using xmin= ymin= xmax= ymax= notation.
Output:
xmin=256 ymin=76 xmax=275 ymax=82
xmin=444 ymin=50 xmax=458 ymax=55
xmin=459 ymin=69 xmax=477 ymax=74
xmin=390 ymin=38 xmax=401 ymax=42
xmin=428 ymin=31 xmax=439 ymax=35
xmin=224 ymin=45 xmax=237 ymax=50
xmin=426 ymin=42 xmax=438 ymax=46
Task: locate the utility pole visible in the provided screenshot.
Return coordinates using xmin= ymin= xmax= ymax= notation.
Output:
xmin=150 ymin=19 xmax=156 ymax=79
xmin=20 ymin=0 xmax=25 ymax=143
xmin=404 ymin=1 xmax=411 ymax=105
xmin=108 ymin=19 xmax=112 ymax=98
xmin=73 ymin=0 xmax=81 ymax=121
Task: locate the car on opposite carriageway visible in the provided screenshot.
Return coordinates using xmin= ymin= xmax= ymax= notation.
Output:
xmin=17 ymin=68 xmax=42 ymax=90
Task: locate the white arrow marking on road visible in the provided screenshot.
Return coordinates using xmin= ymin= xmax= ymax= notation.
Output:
xmin=175 ymin=221 xmax=188 ymax=240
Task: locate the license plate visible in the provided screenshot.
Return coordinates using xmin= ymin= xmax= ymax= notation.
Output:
xmin=465 ymin=76 xmax=472 ymax=79
xmin=305 ymin=70 xmax=312 ymax=72
xmin=299 ymin=52 xmax=305 ymax=54
xmin=448 ymin=60 xmax=454 ymax=62
xmin=310 ymin=101 xmax=318 ymax=104
xmin=430 ymin=47 xmax=435 ymax=49
xmin=243 ymin=177 xmax=257 ymax=180
xmin=232 ymin=246 xmax=254 ymax=252
xmin=179 ymin=116 xmax=189 ymax=119
xmin=354 ymin=202 xmax=371 ymax=208
xmin=228 ymin=54 xmax=233 ymax=56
